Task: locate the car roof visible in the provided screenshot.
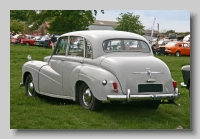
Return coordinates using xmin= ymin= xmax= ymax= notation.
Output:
xmin=61 ymin=30 xmax=146 ymax=42
xmin=60 ymin=30 xmax=150 ymax=58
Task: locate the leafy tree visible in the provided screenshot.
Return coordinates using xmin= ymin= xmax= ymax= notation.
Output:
xmin=10 ymin=10 xmax=28 ymax=21
xmin=166 ymin=30 xmax=175 ymax=35
xmin=115 ymin=12 xmax=145 ymax=35
xmin=26 ymin=10 xmax=104 ymax=34
xmin=10 ymin=19 xmax=25 ymax=33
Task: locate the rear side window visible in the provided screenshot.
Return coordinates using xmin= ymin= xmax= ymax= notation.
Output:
xmin=103 ymin=39 xmax=150 ymax=52
xmin=69 ymin=36 xmax=84 ymax=57
xmin=85 ymin=39 xmax=92 ymax=58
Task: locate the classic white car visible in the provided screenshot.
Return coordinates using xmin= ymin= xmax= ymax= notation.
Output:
xmin=20 ymin=30 xmax=180 ymax=111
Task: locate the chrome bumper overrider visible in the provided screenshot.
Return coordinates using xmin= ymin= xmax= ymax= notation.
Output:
xmin=180 ymin=82 xmax=187 ymax=88
xmin=107 ymin=88 xmax=180 ymax=102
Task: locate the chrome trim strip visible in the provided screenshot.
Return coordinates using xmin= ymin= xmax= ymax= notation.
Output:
xmin=107 ymin=88 xmax=180 ymax=101
xmin=180 ymin=82 xmax=187 ymax=88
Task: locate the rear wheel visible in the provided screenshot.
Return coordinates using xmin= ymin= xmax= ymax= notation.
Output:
xmin=79 ymin=83 xmax=102 ymax=111
xmin=175 ymin=51 xmax=180 ymax=57
xmin=25 ymin=74 xmax=37 ymax=96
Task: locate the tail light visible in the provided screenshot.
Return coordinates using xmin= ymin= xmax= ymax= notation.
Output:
xmin=113 ymin=82 xmax=118 ymax=93
xmin=172 ymin=80 xmax=177 ymax=89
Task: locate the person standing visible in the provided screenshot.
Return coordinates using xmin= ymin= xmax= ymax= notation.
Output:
xmin=45 ymin=33 xmax=50 ymax=42
xmin=155 ymin=39 xmax=159 ymax=47
xmin=44 ymin=33 xmax=50 ymax=48
xmin=51 ymin=34 xmax=57 ymax=49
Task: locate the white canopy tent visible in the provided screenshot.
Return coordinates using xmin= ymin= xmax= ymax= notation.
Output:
xmin=183 ymin=34 xmax=190 ymax=42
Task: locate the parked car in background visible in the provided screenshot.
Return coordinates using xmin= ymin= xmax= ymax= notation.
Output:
xmin=153 ymin=39 xmax=171 ymax=54
xmin=181 ymin=65 xmax=190 ymax=96
xmin=34 ymin=36 xmax=46 ymax=46
xmin=159 ymin=41 xmax=190 ymax=56
xmin=34 ymin=35 xmax=51 ymax=48
xmin=21 ymin=35 xmax=35 ymax=46
xmin=10 ymin=34 xmax=24 ymax=44
xmin=33 ymin=36 xmax=42 ymax=41
xmin=20 ymin=30 xmax=180 ymax=111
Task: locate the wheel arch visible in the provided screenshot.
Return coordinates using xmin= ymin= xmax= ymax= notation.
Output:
xmin=75 ymin=68 xmax=123 ymax=101
xmin=75 ymin=80 xmax=85 ymax=102
xmin=22 ymin=66 xmax=40 ymax=93
xmin=23 ymin=72 xmax=31 ymax=84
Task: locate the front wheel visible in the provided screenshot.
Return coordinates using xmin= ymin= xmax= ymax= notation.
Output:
xmin=175 ymin=51 xmax=180 ymax=57
xmin=25 ymin=74 xmax=37 ymax=96
xmin=26 ymin=42 xmax=30 ymax=46
xmin=79 ymin=83 xmax=102 ymax=111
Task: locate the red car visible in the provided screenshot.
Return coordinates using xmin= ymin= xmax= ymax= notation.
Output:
xmin=21 ymin=35 xmax=35 ymax=46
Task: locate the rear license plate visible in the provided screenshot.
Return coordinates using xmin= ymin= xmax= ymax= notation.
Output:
xmin=138 ymin=84 xmax=163 ymax=92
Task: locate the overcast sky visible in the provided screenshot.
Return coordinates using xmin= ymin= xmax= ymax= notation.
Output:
xmin=95 ymin=10 xmax=190 ymax=33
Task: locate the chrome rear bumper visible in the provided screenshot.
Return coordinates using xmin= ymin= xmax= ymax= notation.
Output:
xmin=107 ymin=88 xmax=180 ymax=102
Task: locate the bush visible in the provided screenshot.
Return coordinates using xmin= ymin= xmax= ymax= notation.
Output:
xmin=10 ymin=19 xmax=25 ymax=33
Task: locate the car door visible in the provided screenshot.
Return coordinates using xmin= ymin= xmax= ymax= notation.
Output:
xmin=62 ymin=36 xmax=84 ymax=98
xmin=38 ymin=37 xmax=68 ymax=96
xmin=177 ymin=43 xmax=183 ymax=54
xmin=182 ymin=43 xmax=190 ymax=55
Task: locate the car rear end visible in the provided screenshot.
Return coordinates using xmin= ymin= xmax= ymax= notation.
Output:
xmin=101 ymin=55 xmax=180 ymax=103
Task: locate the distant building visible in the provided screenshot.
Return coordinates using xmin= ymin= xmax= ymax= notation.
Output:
xmin=88 ymin=20 xmax=117 ymax=30
xmin=144 ymin=30 xmax=158 ymax=37
xmin=23 ymin=20 xmax=161 ymax=37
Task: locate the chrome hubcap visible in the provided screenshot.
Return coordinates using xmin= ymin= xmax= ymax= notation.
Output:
xmin=83 ymin=88 xmax=92 ymax=106
xmin=28 ymin=79 xmax=34 ymax=96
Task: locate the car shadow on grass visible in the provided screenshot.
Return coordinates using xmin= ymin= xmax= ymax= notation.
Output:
xmin=36 ymin=94 xmax=78 ymax=106
xmin=36 ymin=94 xmax=165 ymax=113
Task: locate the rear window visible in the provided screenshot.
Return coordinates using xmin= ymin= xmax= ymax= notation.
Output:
xmin=103 ymin=39 xmax=150 ymax=52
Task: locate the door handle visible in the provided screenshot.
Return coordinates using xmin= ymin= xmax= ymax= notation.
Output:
xmin=80 ymin=61 xmax=83 ymax=63
xmin=61 ymin=59 xmax=64 ymax=61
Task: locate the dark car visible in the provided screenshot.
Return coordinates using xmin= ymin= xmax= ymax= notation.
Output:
xmin=181 ymin=65 xmax=190 ymax=96
xmin=154 ymin=40 xmax=170 ymax=55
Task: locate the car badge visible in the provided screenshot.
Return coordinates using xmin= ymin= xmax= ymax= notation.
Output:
xmin=133 ymin=67 xmax=162 ymax=82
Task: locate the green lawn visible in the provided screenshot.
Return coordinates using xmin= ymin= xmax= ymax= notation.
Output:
xmin=10 ymin=44 xmax=190 ymax=129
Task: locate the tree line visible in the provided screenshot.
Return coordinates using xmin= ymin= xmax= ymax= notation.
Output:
xmin=10 ymin=10 xmax=146 ymax=35
xmin=10 ymin=10 xmax=189 ymax=36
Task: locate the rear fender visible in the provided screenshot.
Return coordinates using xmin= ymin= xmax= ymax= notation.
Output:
xmin=76 ymin=65 xmax=123 ymax=101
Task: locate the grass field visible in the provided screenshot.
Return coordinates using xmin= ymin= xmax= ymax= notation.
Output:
xmin=10 ymin=44 xmax=190 ymax=129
